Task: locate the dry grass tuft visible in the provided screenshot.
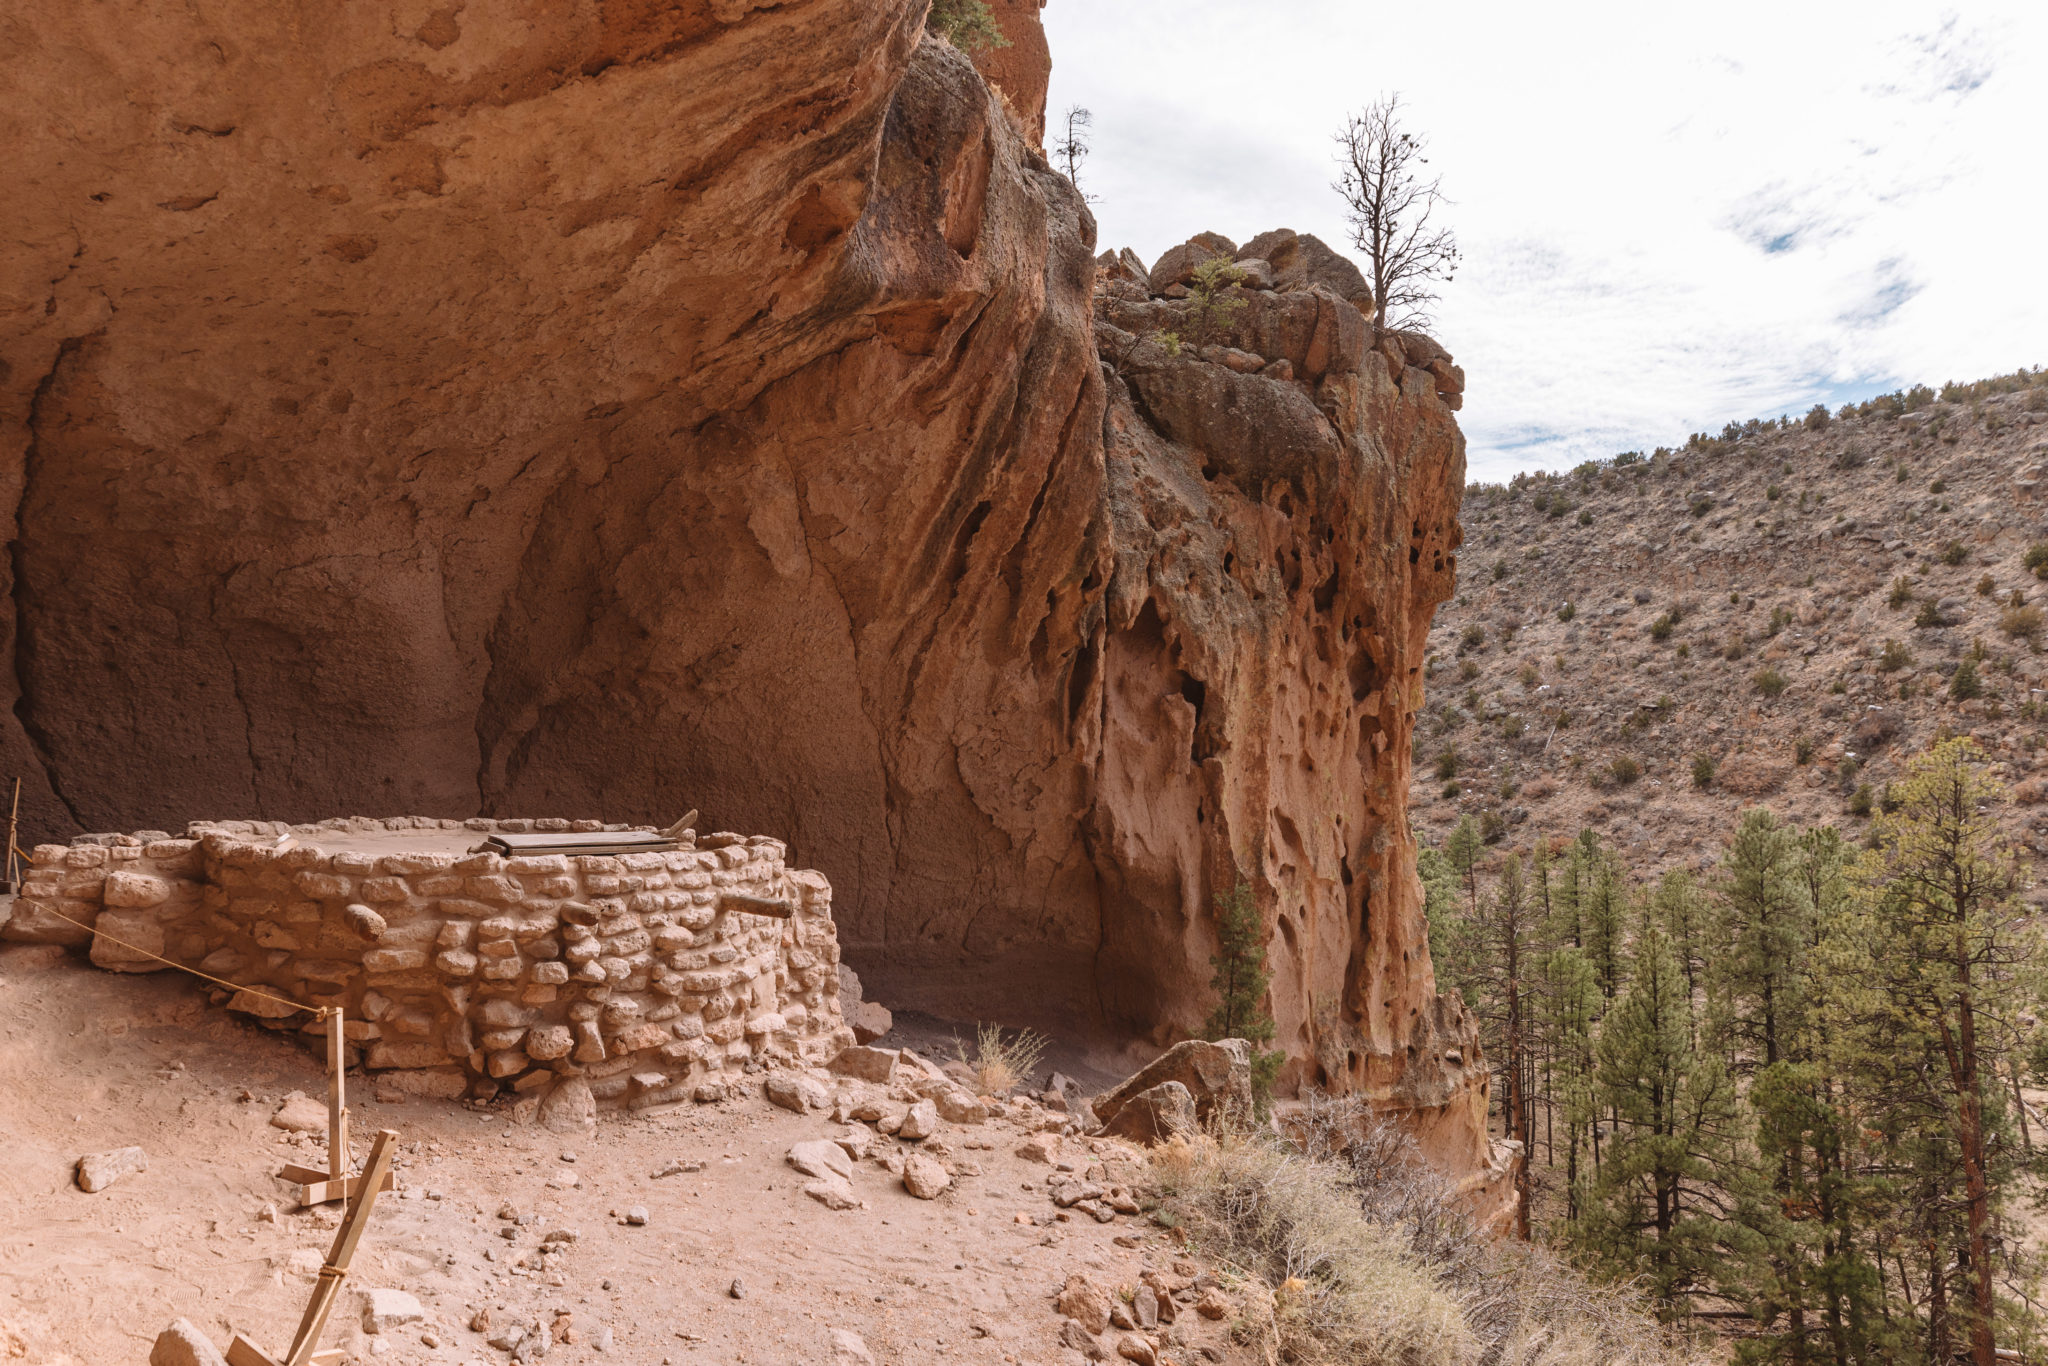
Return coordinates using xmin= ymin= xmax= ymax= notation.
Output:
xmin=956 ymin=1022 xmax=1049 ymax=1095
xmin=1154 ymin=1093 xmax=1715 ymax=1366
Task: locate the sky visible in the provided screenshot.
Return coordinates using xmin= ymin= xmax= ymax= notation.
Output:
xmin=1042 ymin=1 xmax=2048 ymax=484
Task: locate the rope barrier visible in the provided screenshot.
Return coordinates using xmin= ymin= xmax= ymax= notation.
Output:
xmin=14 ymin=894 xmax=325 ymax=1015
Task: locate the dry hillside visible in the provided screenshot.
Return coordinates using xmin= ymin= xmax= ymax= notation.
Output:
xmin=1412 ymin=370 xmax=2048 ymax=877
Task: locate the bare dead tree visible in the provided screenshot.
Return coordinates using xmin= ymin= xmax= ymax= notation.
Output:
xmin=1332 ymin=94 xmax=1459 ymax=335
xmin=1054 ymin=104 xmax=1096 ymax=201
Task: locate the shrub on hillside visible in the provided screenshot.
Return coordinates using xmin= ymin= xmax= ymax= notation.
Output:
xmin=1609 ymin=755 xmax=1641 ymax=785
xmin=2025 ymin=543 xmax=2048 ymax=580
xmin=1888 ymin=577 xmax=1914 ymax=609
xmin=1804 ymin=403 xmax=1831 ymax=431
xmin=1458 ymin=624 xmax=1485 ymax=654
xmin=1915 ymin=599 xmax=1946 ymax=629
xmin=1649 ymin=613 xmax=1676 ymax=642
xmin=1691 ymin=753 xmax=1716 ymax=789
xmin=2001 ymin=604 xmax=2044 ymax=641
xmin=1848 ymin=782 xmax=1875 ymax=817
xmin=1689 ymin=495 xmax=1713 ymax=518
xmin=1153 ymin=1098 xmax=1715 ymax=1366
xmin=1938 ymin=539 xmax=1968 ymax=566
xmin=1557 ymin=601 xmax=1576 ymax=623
xmin=1950 ymin=657 xmax=1982 ymax=701
xmin=1878 ymin=639 xmax=1914 ymax=672
xmin=1434 ymin=746 xmax=1460 ymax=780
xmin=1458 ymin=658 xmax=1481 ymax=681
xmin=1795 ymin=736 xmax=1815 ymax=764
xmin=1753 ymin=666 xmax=1788 ymax=698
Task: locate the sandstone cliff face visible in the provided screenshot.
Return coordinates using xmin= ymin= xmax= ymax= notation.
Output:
xmin=3 ymin=0 xmax=1487 ymax=1187
xmin=1089 ymin=237 xmax=1484 ymax=1170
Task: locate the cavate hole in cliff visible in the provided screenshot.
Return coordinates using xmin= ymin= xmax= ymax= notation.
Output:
xmin=1177 ymin=674 xmax=1207 ymax=762
xmin=1313 ymin=568 xmax=1339 ymax=613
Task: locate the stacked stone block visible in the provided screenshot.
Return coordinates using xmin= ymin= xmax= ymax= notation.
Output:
xmin=7 ymin=818 xmax=853 ymax=1111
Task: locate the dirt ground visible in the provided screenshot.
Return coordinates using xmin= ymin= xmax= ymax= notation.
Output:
xmin=0 ymin=945 xmax=1244 ymax=1366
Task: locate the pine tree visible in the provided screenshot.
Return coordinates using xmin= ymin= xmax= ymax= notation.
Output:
xmin=1716 ymin=808 xmax=1810 ymax=1071
xmin=1583 ymin=842 xmax=1627 ymax=1001
xmin=1574 ymin=911 xmax=1761 ymax=1318
xmin=1539 ymin=944 xmax=1601 ymax=1220
xmin=1826 ymin=740 xmax=2033 ymax=1366
xmin=1653 ymin=868 xmax=1708 ymax=1042
xmin=1205 ymin=880 xmax=1285 ymax=1103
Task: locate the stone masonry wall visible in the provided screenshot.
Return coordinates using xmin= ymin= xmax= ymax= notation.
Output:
xmin=5 ymin=818 xmax=852 ymax=1112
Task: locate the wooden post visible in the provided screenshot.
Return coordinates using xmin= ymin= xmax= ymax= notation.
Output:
xmin=4 ymin=777 xmax=18 ymax=892
xmin=279 ymin=1009 xmax=384 ymax=1206
xmin=229 ymin=1128 xmax=400 ymax=1366
xmin=327 ymin=1008 xmax=349 ymax=1182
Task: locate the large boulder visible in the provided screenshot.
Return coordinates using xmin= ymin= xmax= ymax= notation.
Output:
xmin=1092 ymin=1039 xmax=1252 ymax=1135
xmin=1094 ymin=1080 xmax=1196 ymax=1145
xmin=1148 ymin=232 xmax=1238 ymax=294
xmin=1236 ymin=229 xmax=1375 ymax=319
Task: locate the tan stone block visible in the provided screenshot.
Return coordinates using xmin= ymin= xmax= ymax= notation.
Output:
xmin=379 ymin=852 xmax=456 ymax=875
xmin=294 ymin=871 xmax=354 ymax=899
xmin=413 ymin=874 xmax=465 ymax=896
xmin=480 ymin=957 xmax=523 ymax=980
xmin=358 ymin=877 xmax=410 ymax=903
xmin=364 ymin=947 xmax=427 ymax=972
xmin=434 ymin=949 xmax=478 ymax=977
xmin=366 ymin=1040 xmax=451 ymax=1069
xmin=89 ymin=908 xmax=166 ymax=972
xmin=505 ymin=855 xmax=570 ymax=876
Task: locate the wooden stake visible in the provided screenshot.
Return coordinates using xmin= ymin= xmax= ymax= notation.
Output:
xmin=229 ymin=1128 xmax=400 ymax=1366
xmin=279 ymin=1009 xmax=385 ymax=1206
xmin=4 ymin=777 xmax=18 ymax=892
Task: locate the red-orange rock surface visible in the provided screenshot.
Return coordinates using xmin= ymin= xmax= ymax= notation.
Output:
xmin=1 ymin=0 xmax=1493 ymax=1199
xmin=967 ymin=0 xmax=1053 ymax=145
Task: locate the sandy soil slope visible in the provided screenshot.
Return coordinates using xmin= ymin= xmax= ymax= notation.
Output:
xmin=0 ymin=946 xmax=1254 ymax=1366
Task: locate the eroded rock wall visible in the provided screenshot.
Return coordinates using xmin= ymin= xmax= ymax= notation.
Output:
xmin=2 ymin=0 xmax=1491 ymax=1189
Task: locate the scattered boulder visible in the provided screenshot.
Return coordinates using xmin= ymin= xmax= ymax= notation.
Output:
xmin=766 ymin=1073 xmax=829 ymax=1114
xmin=624 ymin=1206 xmax=649 ymax=1226
xmin=847 ymin=1001 xmax=893 ymax=1044
xmin=1057 ymin=1273 xmax=1112 ymax=1334
xmin=828 ymin=1045 xmax=899 ymax=1084
xmin=1196 ymin=1286 xmax=1234 ymax=1320
xmin=76 ymin=1146 xmax=147 ymax=1192
xmin=897 ymin=1098 xmax=940 ymax=1140
xmin=804 ymin=1176 xmax=863 ymax=1210
xmin=1094 ymin=1081 xmax=1195 ymax=1145
xmin=901 ymin=1152 xmax=951 ymax=1199
xmin=360 ymin=1288 xmax=424 ymax=1333
xmin=787 ymin=1139 xmax=855 ymax=1184
xmin=270 ymin=1093 xmax=328 ymax=1133
xmin=1115 ymin=1333 xmax=1158 ymax=1365
xmin=1092 ymin=1039 xmax=1251 ymax=1135
xmin=933 ymin=1087 xmax=988 ymax=1125
xmin=537 ymin=1077 xmax=596 ymax=1134
xmin=827 ymin=1328 xmax=876 ymax=1365
xmin=150 ymin=1319 xmax=228 ymax=1366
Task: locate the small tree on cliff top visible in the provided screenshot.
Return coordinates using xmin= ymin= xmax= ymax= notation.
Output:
xmin=928 ymin=0 xmax=1009 ymax=51
xmin=1332 ymin=93 xmax=1460 ymax=334
xmin=1206 ymin=881 xmax=1285 ymax=1105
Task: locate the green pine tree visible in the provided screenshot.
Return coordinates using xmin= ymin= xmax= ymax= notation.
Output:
xmin=1204 ymin=880 xmax=1285 ymax=1104
xmin=1573 ymin=912 xmax=1762 ymax=1318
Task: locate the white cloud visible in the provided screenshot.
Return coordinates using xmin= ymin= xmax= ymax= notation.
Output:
xmin=1044 ymin=0 xmax=2048 ymax=484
